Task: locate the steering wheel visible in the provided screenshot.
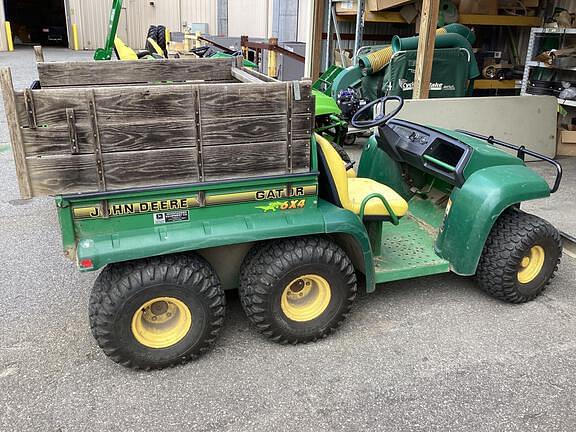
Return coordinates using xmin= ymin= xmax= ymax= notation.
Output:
xmin=351 ymin=96 xmax=404 ymax=129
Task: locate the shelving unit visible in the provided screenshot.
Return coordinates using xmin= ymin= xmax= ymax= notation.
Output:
xmin=336 ymin=10 xmax=542 ymax=27
xmin=521 ymin=27 xmax=576 ymax=99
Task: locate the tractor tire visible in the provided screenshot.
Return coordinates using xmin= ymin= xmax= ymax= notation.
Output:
xmin=145 ymin=25 xmax=158 ymax=53
xmin=330 ymin=140 xmax=353 ymax=164
xmin=89 ymin=254 xmax=225 ymax=369
xmin=476 ymin=209 xmax=562 ymax=304
xmin=239 ymin=237 xmax=357 ymax=344
xmin=156 ymin=25 xmax=168 ymax=57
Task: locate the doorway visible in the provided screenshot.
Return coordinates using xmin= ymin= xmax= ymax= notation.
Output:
xmin=4 ymin=0 xmax=68 ymax=46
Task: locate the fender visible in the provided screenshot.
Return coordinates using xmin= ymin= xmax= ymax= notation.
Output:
xmin=435 ymin=164 xmax=551 ymax=275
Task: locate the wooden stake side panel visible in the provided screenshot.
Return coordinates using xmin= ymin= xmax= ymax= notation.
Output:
xmin=12 ymin=80 xmax=313 ymax=197
xmin=36 ymin=57 xmax=236 ymax=88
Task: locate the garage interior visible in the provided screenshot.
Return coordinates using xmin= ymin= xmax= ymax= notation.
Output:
xmin=3 ymin=0 xmax=68 ymax=46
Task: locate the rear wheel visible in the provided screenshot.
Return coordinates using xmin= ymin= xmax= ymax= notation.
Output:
xmin=476 ymin=209 xmax=562 ymax=303
xmin=145 ymin=25 xmax=158 ymax=53
xmin=156 ymin=25 xmax=167 ymax=57
xmin=89 ymin=254 xmax=225 ymax=369
xmin=239 ymin=237 xmax=357 ymax=344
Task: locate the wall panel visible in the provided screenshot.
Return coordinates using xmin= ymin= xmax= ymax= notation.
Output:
xmin=228 ymin=0 xmax=269 ymax=38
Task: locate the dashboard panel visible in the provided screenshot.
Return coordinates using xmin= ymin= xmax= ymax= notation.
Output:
xmin=377 ymin=120 xmax=472 ymax=187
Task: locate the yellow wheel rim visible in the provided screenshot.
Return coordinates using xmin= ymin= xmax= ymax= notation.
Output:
xmin=131 ymin=297 xmax=192 ymax=349
xmin=281 ymin=274 xmax=331 ymax=322
xmin=517 ymin=245 xmax=546 ymax=284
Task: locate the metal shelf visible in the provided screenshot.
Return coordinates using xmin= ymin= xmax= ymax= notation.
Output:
xmin=526 ymin=60 xmax=576 ymax=71
xmin=337 ymin=11 xmax=542 ymax=26
xmin=557 ymin=98 xmax=576 ymax=107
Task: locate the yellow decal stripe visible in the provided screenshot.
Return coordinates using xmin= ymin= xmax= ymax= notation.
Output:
xmin=72 ymin=185 xmax=318 ymax=219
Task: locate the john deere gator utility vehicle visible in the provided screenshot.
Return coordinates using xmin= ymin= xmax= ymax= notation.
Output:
xmin=0 ymin=56 xmax=563 ymax=370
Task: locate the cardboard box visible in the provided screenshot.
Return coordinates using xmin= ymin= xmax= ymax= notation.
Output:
xmin=335 ymin=1 xmax=358 ymax=14
xmin=368 ymin=0 xmax=415 ymax=11
xmin=336 ymin=0 xmax=414 ymax=14
xmin=557 ymin=129 xmax=576 ymax=156
xmin=458 ymin=0 xmax=498 ymax=15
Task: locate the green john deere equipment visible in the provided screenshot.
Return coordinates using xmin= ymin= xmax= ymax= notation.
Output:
xmin=1 ymin=58 xmax=563 ymax=370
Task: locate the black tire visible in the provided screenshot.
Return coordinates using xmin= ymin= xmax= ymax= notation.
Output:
xmin=145 ymin=25 xmax=158 ymax=53
xmin=476 ymin=209 xmax=562 ymax=303
xmin=343 ymin=134 xmax=357 ymax=146
xmin=156 ymin=25 xmax=167 ymax=57
xmin=239 ymin=237 xmax=357 ymax=344
xmin=330 ymin=140 xmax=353 ymax=164
xmin=89 ymin=254 xmax=225 ymax=369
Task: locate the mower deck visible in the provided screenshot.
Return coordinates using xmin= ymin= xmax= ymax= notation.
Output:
xmin=374 ymin=197 xmax=450 ymax=284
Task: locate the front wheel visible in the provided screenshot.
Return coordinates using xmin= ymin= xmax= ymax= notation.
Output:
xmin=89 ymin=254 xmax=225 ymax=369
xmin=476 ymin=209 xmax=562 ymax=303
xmin=239 ymin=237 xmax=357 ymax=344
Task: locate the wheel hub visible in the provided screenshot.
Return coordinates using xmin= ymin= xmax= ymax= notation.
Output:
xmin=517 ymin=245 xmax=545 ymax=284
xmin=281 ymin=274 xmax=331 ymax=322
xmin=131 ymin=297 xmax=192 ymax=348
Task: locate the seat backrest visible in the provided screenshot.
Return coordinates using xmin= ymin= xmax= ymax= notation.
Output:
xmin=315 ymin=134 xmax=349 ymax=208
xmin=114 ymin=37 xmax=139 ymax=60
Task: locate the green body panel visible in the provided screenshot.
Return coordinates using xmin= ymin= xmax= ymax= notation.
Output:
xmin=57 ymin=167 xmax=376 ymax=292
xmin=210 ymin=52 xmax=258 ymax=68
xmin=436 ymin=165 xmax=551 ymax=275
xmin=431 ymin=127 xmax=525 ymax=176
xmin=313 ymin=90 xmax=341 ymax=116
xmin=357 ymin=136 xmax=414 ymax=200
xmin=312 ymin=65 xmax=345 ymax=96
xmin=375 ymin=196 xmax=449 ymax=283
xmin=357 ymin=128 xmax=552 ymax=277
xmin=94 ymin=0 xmax=123 ymax=60
xmin=332 ymin=65 xmax=364 ymax=98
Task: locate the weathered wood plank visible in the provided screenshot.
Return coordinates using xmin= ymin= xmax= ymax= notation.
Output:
xmin=99 ymin=121 xmax=197 ymax=152
xmin=26 ymin=148 xmax=199 ymax=195
xmin=203 ymin=141 xmax=288 ymax=181
xmin=291 ymin=139 xmax=311 ymax=173
xmin=21 ymin=126 xmax=94 ymax=156
xmin=33 ymin=46 xmax=44 ymax=63
xmin=240 ymin=66 xmax=278 ymax=82
xmin=21 ymin=121 xmax=198 ymax=156
xmin=201 ymin=115 xmax=287 ymax=146
xmin=58 ymin=79 xmax=237 ymax=89
xmin=94 ymin=85 xmax=196 ymax=124
xmin=292 ymin=113 xmax=313 ymax=140
xmin=15 ymin=89 xmax=91 ymax=127
xmin=27 ymin=154 xmax=98 ymax=196
xmin=37 ymin=58 xmax=235 ymax=87
xmin=231 ymin=67 xmax=262 ymax=83
xmin=292 ymin=81 xmax=314 ymax=114
xmin=0 ymin=68 xmax=32 ymax=198
xmin=199 ymin=82 xmax=288 ymax=118
xmin=103 ymin=148 xmax=198 ymax=189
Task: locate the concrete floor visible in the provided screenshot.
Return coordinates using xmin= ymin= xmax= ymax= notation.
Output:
xmin=1 ymin=47 xmax=576 ymax=431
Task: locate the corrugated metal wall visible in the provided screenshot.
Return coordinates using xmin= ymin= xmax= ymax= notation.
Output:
xmin=68 ymin=0 xmax=111 ymax=50
xmin=69 ymin=0 xmax=217 ymax=51
xmin=181 ymin=0 xmax=217 ymax=33
xmin=228 ymin=0 xmax=270 ymax=38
